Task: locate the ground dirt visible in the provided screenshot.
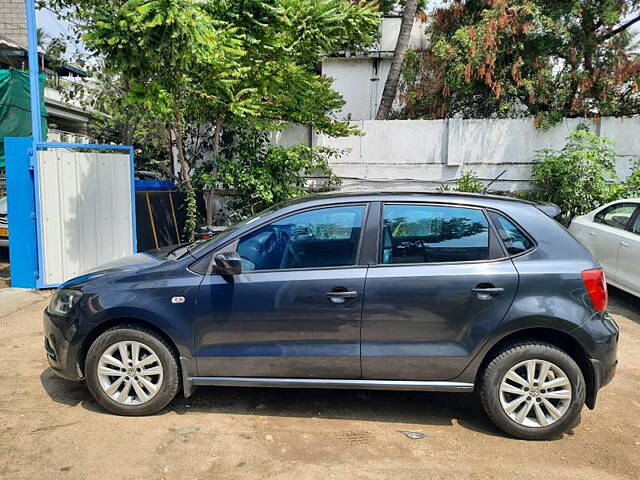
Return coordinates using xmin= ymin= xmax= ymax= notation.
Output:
xmin=0 ymin=287 xmax=639 ymax=480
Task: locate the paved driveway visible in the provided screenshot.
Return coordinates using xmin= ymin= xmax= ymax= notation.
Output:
xmin=0 ymin=287 xmax=639 ymax=479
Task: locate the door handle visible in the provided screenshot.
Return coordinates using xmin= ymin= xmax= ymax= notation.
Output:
xmin=589 ymin=231 xmax=597 ymax=237
xmin=621 ymin=241 xmax=630 ymax=248
xmin=472 ymin=286 xmax=505 ymax=299
xmin=326 ymin=289 xmax=359 ymax=304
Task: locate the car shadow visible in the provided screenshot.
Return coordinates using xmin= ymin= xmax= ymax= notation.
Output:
xmin=40 ymin=367 xmax=571 ymax=440
xmin=608 ymin=286 xmax=640 ymax=325
xmin=40 ymin=368 xmax=93 ymax=406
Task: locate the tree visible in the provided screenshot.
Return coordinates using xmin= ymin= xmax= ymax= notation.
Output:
xmin=88 ymin=77 xmax=172 ymax=178
xmin=48 ymin=0 xmax=381 ymax=227
xmin=376 ymin=0 xmax=418 ymax=119
xmin=398 ymin=0 xmax=640 ymax=122
xmin=191 ymin=0 xmax=380 ymax=223
xmin=74 ymin=0 xmax=245 ymax=239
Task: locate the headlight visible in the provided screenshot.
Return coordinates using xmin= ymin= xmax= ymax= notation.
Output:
xmin=47 ymin=289 xmax=83 ymax=316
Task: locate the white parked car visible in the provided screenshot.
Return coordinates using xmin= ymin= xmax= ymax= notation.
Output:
xmin=569 ymin=199 xmax=640 ymax=297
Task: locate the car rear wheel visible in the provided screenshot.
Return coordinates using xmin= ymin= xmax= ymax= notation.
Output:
xmin=85 ymin=326 xmax=180 ymax=415
xmin=479 ymin=342 xmax=585 ymax=440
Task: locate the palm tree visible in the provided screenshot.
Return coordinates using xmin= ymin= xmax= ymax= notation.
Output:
xmin=376 ymin=0 xmax=418 ymax=119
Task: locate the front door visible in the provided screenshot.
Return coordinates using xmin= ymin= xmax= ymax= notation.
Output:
xmin=194 ymin=204 xmax=368 ymax=378
xmin=362 ymin=203 xmax=519 ymax=380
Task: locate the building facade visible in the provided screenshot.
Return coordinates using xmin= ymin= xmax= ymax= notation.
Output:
xmin=321 ymin=16 xmax=428 ymax=121
xmin=0 ymin=0 xmax=27 ymax=49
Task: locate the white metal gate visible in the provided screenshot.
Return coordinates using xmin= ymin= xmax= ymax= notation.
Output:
xmin=37 ymin=147 xmax=135 ymax=286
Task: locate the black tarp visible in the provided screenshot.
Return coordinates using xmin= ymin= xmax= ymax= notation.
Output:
xmin=135 ymin=191 xmax=183 ymax=251
xmin=0 ymin=69 xmax=48 ymax=167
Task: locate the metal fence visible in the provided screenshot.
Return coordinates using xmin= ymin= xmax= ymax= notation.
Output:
xmin=35 ymin=144 xmax=135 ymax=287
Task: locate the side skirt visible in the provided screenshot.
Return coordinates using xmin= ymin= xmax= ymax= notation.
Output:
xmin=189 ymin=376 xmax=475 ymax=392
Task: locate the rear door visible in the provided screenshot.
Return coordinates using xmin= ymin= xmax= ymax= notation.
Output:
xmin=361 ymin=203 xmax=520 ymax=381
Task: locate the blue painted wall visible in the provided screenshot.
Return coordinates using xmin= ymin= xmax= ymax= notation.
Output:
xmin=5 ymin=137 xmax=38 ymax=288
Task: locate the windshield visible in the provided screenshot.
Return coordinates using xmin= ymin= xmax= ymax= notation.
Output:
xmin=0 ymin=197 xmax=6 ymax=214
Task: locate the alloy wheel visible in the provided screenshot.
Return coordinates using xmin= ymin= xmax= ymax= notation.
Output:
xmin=499 ymin=359 xmax=572 ymax=428
xmin=97 ymin=341 xmax=164 ymax=405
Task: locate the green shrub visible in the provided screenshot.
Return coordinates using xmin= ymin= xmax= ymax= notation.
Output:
xmin=193 ymin=133 xmax=342 ymax=220
xmin=456 ymin=171 xmax=484 ymax=193
xmin=438 ymin=170 xmax=484 ymax=193
xmin=532 ymin=129 xmax=618 ymax=223
xmin=619 ymin=160 xmax=640 ymax=198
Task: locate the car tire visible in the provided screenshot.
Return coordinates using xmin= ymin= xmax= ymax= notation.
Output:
xmin=85 ymin=326 xmax=180 ymax=416
xmin=479 ymin=342 xmax=585 ymax=440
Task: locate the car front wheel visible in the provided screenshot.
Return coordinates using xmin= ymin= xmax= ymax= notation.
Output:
xmin=479 ymin=342 xmax=586 ymax=440
xmin=85 ymin=326 xmax=180 ymax=415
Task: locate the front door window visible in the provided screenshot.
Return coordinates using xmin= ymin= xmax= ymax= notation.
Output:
xmin=237 ymin=205 xmax=366 ymax=271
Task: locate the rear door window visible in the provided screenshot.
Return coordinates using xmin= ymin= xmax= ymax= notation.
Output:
xmin=381 ymin=204 xmax=490 ymax=264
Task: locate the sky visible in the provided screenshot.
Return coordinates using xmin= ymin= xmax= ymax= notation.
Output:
xmin=37 ymin=8 xmax=68 ymax=40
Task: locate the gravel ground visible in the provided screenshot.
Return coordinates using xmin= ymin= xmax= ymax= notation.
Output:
xmin=0 ymin=287 xmax=639 ymax=480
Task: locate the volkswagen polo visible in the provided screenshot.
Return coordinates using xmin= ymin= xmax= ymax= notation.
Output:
xmin=43 ymin=192 xmax=619 ymax=440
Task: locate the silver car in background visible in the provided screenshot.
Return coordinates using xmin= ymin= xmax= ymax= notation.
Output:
xmin=569 ymin=199 xmax=640 ymax=298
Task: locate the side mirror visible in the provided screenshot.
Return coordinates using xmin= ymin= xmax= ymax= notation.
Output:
xmin=213 ymin=251 xmax=242 ymax=275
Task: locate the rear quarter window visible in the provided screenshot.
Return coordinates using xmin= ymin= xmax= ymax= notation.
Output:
xmin=489 ymin=212 xmax=534 ymax=256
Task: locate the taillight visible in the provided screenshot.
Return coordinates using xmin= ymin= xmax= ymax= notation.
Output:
xmin=581 ymin=269 xmax=608 ymax=312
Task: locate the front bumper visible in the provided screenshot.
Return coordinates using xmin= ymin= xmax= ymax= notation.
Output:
xmin=43 ymin=309 xmax=84 ymax=381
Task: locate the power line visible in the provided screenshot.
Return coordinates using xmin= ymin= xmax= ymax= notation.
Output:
xmin=39 ymin=6 xmax=67 ymax=36
xmin=39 ymin=5 xmax=83 ymax=28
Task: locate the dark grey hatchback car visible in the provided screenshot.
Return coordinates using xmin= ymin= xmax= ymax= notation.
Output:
xmin=43 ymin=192 xmax=619 ymax=439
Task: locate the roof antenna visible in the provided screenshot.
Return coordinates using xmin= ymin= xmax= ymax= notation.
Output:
xmin=481 ymin=169 xmax=507 ymax=195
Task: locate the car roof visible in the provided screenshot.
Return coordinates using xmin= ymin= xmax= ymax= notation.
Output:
xmin=269 ymin=190 xmax=566 ymax=219
xmin=279 ymin=190 xmax=543 ymax=209
xmin=588 ymin=198 xmax=640 ymax=213
xmin=269 ymin=191 xmax=560 ymax=218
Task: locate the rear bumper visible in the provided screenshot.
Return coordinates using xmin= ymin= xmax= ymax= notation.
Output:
xmin=572 ymin=313 xmax=619 ymax=408
xmin=43 ymin=309 xmax=84 ymax=381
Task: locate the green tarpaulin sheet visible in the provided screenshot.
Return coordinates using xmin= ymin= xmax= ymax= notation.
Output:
xmin=0 ymin=69 xmax=48 ymax=167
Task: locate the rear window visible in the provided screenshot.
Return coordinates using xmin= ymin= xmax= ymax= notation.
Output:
xmin=489 ymin=212 xmax=534 ymax=256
